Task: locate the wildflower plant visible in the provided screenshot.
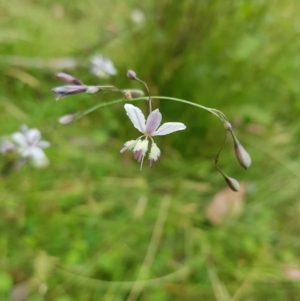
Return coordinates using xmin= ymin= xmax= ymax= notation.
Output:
xmin=51 ymin=69 xmax=252 ymax=192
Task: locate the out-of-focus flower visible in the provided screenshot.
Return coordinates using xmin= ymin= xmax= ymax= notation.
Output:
xmin=131 ymin=9 xmax=145 ymax=24
xmin=11 ymin=125 xmax=50 ymax=168
xmin=90 ymin=54 xmax=117 ymax=78
xmin=120 ymin=104 xmax=186 ymax=169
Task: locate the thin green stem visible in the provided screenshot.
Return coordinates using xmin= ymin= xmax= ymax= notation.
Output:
xmin=75 ymin=96 xmax=227 ymax=122
xmin=135 ymin=78 xmax=152 ymax=113
xmin=75 ymin=98 xmax=128 ymax=119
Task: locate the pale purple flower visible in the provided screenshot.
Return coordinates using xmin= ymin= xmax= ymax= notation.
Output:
xmin=90 ymin=54 xmax=117 ymax=78
xmin=120 ymin=104 xmax=186 ymax=169
xmin=11 ymin=125 xmax=50 ymax=168
xmin=52 ymin=85 xmax=87 ymax=100
xmin=55 ymin=72 xmax=84 ymax=85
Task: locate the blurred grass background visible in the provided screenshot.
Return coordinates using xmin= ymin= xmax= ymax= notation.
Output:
xmin=1 ymin=0 xmax=300 ymax=300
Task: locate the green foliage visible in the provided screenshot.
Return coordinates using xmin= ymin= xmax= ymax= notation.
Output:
xmin=1 ymin=0 xmax=300 ymax=300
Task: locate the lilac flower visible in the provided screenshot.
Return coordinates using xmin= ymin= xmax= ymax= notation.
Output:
xmin=11 ymin=125 xmax=50 ymax=168
xmin=120 ymin=104 xmax=186 ymax=169
xmin=90 ymin=54 xmax=117 ymax=78
xmin=52 ymin=85 xmax=87 ymax=100
xmin=55 ymin=72 xmax=84 ymax=86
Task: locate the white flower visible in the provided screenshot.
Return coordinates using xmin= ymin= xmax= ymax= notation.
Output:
xmin=120 ymin=104 xmax=186 ymax=169
xmin=131 ymin=9 xmax=145 ymax=24
xmin=11 ymin=125 xmax=50 ymax=168
xmin=90 ymin=54 xmax=117 ymax=78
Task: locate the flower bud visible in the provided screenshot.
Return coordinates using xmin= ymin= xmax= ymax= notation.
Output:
xmin=58 ymin=114 xmax=75 ymax=125
xmin=234 ymin=142 xmax=251 ymax=170
xmin=55 ymin=73 xmax=83 ymax=85
xmin=127 ymin=70 xmax=137 ymax=80
xmin=128 ymin=89 xmax=144 ymax=98
xmin=224 ymin=175 xmax=240 ymax=192
xmin=86 ymin=86 xmax=100 ymax=94
xmin=52 ymin=85 xmax=87 ymax=100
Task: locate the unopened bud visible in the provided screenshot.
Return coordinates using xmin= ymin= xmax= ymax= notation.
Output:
xmin=224 ymin=121 xmax=232 ymax=131
xmin=224 ymin=175 xmax=240 ymax=192
xmin=234 ymin=142 xmax=251 ymax=170
xmin=127 ymin=70 xmax=137 ymax=79
xmin=58 ymin=114 xmax=75 ymax=125
xmin=52 ymin=85 xmax=87 ymax=100
xmin=86 ymin=86 xmax=100 ymax=94
xmin=55 ymin=72 xmax=83 ymax=85
xmin=129 ymin=89 xmax=144 ymax=98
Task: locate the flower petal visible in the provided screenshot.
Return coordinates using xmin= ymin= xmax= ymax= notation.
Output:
xmin=124 ymin=104 xmax=146 ymax=133
xmin=37 ymin=140 xmax=50 ymax=148
xmin=145 ymin=109 xmax=162 ymax=134
xmin=25 ymin=129 xmax=41 ymax=144
xmin=11 ymin=132 xmax=27 ymax=147
xmin=26 ymin=146 xmax=49 ymax=168
xmin=153 ymin=122 xmax=186 ymax=136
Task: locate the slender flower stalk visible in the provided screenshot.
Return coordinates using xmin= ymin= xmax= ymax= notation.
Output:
xmin=214 ymin=129 xmax=240 ymax=192
xmin=127 ymin=70 xmax=152 ymax=113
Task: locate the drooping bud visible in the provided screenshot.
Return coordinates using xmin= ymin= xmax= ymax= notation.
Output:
xmin=55 ymin=73 xmax=83 ymax=85
xmin=127 ymin=70 xmax=137 ymax=80
xmin=86 ymin=86 xmax=100 ymax=94
xmin=58 ymin=114 xmax=75 ymax=125
xmin=128 ymin=89 xmax=144 ymax=98
xmin=234 ymin=141 xmax=251 ymax=170
xmin=224 ymin=175 xmax=240 ymax=192
xmin=229 ymin=129 xmax=252 ymax=170
xmin=52 ymin=85 xmax=87 ymax=100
